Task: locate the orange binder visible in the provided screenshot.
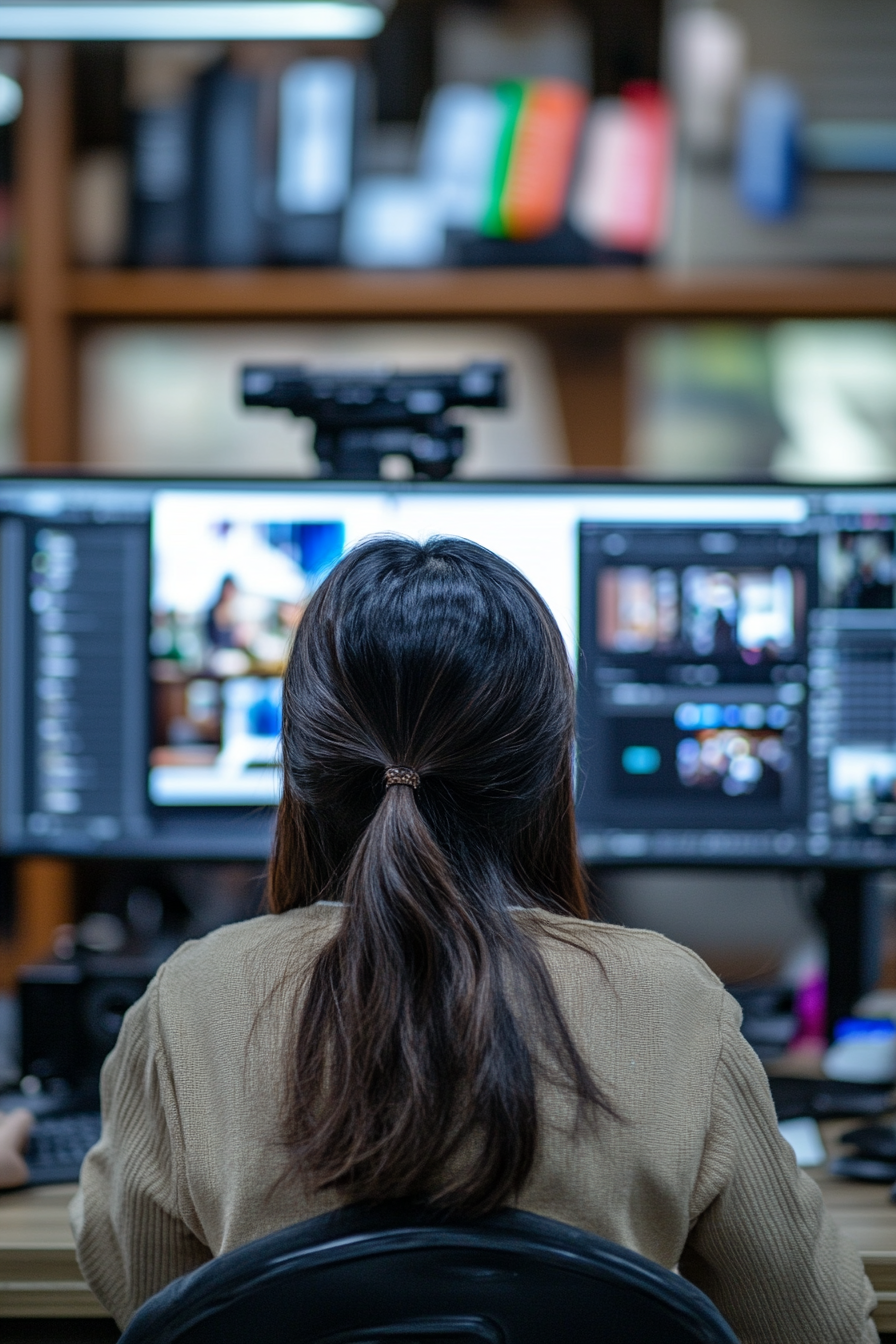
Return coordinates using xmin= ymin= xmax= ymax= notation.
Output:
xmin=500 ymin=81 xmax=588 ymax=240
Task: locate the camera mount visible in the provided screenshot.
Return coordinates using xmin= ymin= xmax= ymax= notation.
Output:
xmin=241 ymin=362 xmax=507 ymax=480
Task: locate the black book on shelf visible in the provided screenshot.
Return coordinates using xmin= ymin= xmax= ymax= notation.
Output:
xmin=189 ymin=62 xmax=263 ymax=267
xmin=128 ymin=103 xmax=193 ymax=266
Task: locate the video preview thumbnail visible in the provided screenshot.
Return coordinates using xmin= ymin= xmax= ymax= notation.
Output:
xmin=598 ymin=563 xmax=799 ymax=662
xmin=821 ymin=529 xmax=896 ymax=610
xmin=150 ymin=512 xmax=345 ymax=805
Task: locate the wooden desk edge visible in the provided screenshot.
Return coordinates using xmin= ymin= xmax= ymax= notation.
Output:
xmin=873 ymin=1290 xmax=896 ymax=1333
xmin=2 ymin=1182 xmax=896 ymax=1326
xmin=0 ymin=1280 xmax=110 ymax=1318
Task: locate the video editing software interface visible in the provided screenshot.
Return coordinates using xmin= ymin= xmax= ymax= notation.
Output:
xmin=2 ymin=478 xmax=896 ymax=865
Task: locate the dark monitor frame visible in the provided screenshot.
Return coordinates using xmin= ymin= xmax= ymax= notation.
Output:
xmin=0 ymin=472 xmax=893 ymax=870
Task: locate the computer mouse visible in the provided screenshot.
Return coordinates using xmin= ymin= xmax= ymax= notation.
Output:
xmin=831 ymin=1156 xmax=896 ymax=1183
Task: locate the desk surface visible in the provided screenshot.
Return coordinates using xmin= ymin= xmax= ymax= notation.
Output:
xmin=3 ymin=1133 xmax=896 ymax=1326
xmin=0 ymin=1182 xmax=100 ymax=1317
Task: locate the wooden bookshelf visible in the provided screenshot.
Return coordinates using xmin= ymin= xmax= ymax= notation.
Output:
xmin=0 ymin=32 xmax=893 ymax=1004
xmin=7 ymin=37 xmax=896 ymax=463
xmin=4 ymin=39 xmax=896 ymax=979
xmin=66 ymin=266 xmax=896 ymax=320
xmin=11 ymin=38 xmax=896 ymax=476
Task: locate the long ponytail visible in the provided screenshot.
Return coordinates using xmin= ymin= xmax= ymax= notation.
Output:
xmin=269 ymin=537 xmax=612 ymax=1214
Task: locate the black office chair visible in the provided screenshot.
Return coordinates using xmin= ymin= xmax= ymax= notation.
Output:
xmin=119 ymin=1202 xmax=739 ymax=1344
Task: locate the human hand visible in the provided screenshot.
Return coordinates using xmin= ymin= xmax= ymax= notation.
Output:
xmin=0 ymin=1108 xmax=32 ymax=1189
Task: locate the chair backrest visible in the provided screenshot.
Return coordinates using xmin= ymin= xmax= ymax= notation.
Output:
xmin=119 ymin=1203 xmax=739 ymax=1344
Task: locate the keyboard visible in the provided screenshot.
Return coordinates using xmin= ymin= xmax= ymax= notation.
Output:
xmin=769 ymin=1077 xmax=895 ymax=1122
xmin=26 ymin=1111 xmax=102 ymax=1185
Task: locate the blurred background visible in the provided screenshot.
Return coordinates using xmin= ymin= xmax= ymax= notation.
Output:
xmin=0 ymin=0 xmax=895 ymax=481
xmin=3 ymin=0 xmax=896 ymax=1071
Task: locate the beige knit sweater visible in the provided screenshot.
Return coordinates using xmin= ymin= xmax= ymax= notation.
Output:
xmin=71 ymin=904 xmax=878 ymax=1341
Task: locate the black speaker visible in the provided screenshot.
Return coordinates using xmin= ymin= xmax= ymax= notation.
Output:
xmin=18 ymin=956 xmax=154 ymax=1093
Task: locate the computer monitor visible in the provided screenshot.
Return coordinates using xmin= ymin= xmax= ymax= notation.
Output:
xmin=0 ymin=475 xmax=894 ymax=866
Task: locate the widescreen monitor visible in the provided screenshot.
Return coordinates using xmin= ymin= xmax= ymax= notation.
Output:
xmin=0 ymin=475 xmax=895 ymax=866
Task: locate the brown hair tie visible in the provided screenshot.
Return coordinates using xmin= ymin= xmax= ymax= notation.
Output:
xmin=384 ymin=766 xmax=420 ymax=790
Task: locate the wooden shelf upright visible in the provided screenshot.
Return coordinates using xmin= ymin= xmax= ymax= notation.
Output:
xmin=0 ymin=44 xmax=77 ymax=985
xmin=20 ymin=42 xmax=74 ymax=468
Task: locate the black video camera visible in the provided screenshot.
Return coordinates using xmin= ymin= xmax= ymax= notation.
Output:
xmin=241 ymin=362 xmax=507 ymax=480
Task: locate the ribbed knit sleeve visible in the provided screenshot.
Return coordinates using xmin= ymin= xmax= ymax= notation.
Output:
xmin=680 ymin=995 xmax=878 ymax=1344
xmin=70 ymin=967 xmax=212 ymax=1328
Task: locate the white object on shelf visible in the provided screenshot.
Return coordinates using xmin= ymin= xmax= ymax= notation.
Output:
xmin=342 ymin=178 xmax=446 ymax=269
xmin=419 ymin=84 xmax=504 ymax=231
xmin=666 ymin=5 xmax=746 ymax=158
xmin=277 ymin=61 xmax=356 ymax=216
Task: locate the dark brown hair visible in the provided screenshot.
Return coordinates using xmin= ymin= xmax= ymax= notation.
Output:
xmin=268 ymin=536 xmax=610 ymax=1215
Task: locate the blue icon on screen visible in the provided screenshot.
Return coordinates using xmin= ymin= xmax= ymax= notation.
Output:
xmin=298 ymin=522 xmax=345 ymax=575
xmin=675 ymin=703 xmax=700 ymax=730
xmin=266 ymin=521 xmax=345 ymax=576
xmin=675 ymin=702 xmax=728 ymax=731
xmin=248 ymin=694 xmax=282 ymax=737
xmin=622 ymin=745 xmax=661 ymax=775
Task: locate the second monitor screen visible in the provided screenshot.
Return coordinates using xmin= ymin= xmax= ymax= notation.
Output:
xmin=576 ymin=524 xmax=816 ymax=852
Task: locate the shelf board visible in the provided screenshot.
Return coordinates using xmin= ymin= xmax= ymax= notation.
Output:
xmin=64 ymin=266 xmax=896 ymax=320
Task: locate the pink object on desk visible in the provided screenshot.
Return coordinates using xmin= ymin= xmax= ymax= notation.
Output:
xmin=792 ymin=970 xmax=827 ymax=1048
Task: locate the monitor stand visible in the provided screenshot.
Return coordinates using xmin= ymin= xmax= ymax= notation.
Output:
xmin=818 ymin=869 xmax=882 ymax=1038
